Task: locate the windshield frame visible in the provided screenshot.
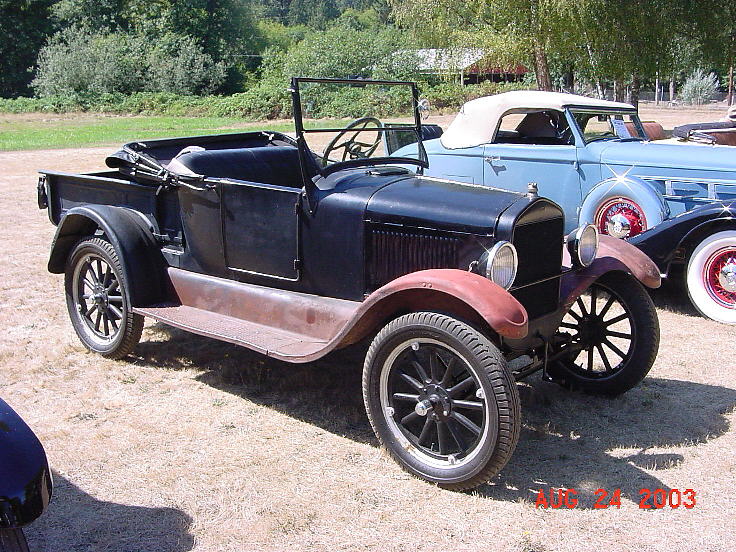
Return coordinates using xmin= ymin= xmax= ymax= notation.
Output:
xmin=290 ymin=77 xmax=429 ymax=180
xmin=568 ymin=106 xmax=648 ymax=144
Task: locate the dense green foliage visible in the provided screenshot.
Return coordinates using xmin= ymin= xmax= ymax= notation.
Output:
xmin=0 ymin=0 xmax=733 ymax=109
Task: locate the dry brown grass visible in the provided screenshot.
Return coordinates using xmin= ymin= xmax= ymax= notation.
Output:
xmin=1 ymin=109 xmax=735 ymax=552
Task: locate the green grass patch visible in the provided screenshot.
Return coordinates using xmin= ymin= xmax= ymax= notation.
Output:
xmin=0 ymin=115 xmax=299 ymax=151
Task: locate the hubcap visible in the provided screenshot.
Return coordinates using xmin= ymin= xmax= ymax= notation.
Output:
xmin=379 ymin=339 xmax=491 ymax=468
xmin=703 ymin=247 xmax=736 ymax=308
xmin=595 ymin=198 xmax=646 ymax=238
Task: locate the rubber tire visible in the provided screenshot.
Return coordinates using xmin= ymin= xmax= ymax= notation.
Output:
xmin=0 ymin=529 xmax=29 ymax=552
xmin=547 ymin=272 xmax=660 ymax=396
xmin=64 ymin=237 xmax=144 ymax=359
xmin=362 ymin=312 xmax=521 ymax=491
xmin=686 ymin=230 xmax=736 ymax=324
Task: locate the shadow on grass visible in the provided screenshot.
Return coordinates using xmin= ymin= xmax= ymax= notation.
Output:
xmin=133 ymin=324 xmax=736 ymax=508
xmin=25 ymin=472 xmax=194 ymax=552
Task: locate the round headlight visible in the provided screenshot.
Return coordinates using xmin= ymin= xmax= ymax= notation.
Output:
xmin=484 ymin=241 xmax=518 ymax=290
xmin=568 ymin=224 xmax=599 ymax=267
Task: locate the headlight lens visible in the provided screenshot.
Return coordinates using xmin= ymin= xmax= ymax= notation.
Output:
xmin=568 ymin=224 xmax=599 ymax=267
xmin=483 ymin=241 xmax=518 ymax=290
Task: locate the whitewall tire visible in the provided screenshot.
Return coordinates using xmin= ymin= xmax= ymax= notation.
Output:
xmin=686 ymin=230 xmax=736 ymax=324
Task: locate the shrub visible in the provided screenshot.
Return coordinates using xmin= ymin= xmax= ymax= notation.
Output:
xmin=32 ymin=28 xmax=226 ymax=98
xmin=680 ymin=69 xmax=718 ymax=105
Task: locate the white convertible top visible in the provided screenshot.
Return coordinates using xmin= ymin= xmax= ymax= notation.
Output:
xmin=440 ymin=91 xmax=635 ymax=149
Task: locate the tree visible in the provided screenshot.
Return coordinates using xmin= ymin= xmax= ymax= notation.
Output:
xmin=390 ymin=0 xmax=572 ymax=91
xmin=0 ymin=0 xmax=56 ymax=97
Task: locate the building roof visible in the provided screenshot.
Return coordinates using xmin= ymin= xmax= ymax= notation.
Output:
xmin=414 ymin=48 xmax=485 ymax=72
xmin=440 ymin=90 xmax=636 ymax=149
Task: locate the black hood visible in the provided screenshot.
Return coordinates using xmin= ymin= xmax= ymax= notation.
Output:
xmin=365 ymin=175 xmax=523 ymax=234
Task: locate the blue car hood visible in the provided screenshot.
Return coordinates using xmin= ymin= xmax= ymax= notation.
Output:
xmin=590 ymin=140 xmax=736 ymax=175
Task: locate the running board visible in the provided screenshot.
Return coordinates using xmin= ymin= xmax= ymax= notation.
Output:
xmin=134 ymin=268 xmax=361 ymax=362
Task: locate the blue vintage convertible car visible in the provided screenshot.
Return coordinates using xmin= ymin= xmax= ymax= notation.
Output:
xmin=392 ymin=91 xmax=736 ymax=324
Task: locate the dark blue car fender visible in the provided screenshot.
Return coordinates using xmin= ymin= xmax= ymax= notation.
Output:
xmin=0 ymin=399 xmax=52 ymax=529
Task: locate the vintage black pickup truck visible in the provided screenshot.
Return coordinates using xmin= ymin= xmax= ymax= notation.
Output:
xmin=38 ymin=78 xmax=661 ymax=490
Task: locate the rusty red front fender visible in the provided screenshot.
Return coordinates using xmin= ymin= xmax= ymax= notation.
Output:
xmin=560 ymin=234 xmax=661 ymax=310
xmin=340 ymin=269 xmax=529 ymax=344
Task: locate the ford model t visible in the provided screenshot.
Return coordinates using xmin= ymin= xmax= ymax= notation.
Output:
xmin=38 ymin=78 xmax=661 ymax=490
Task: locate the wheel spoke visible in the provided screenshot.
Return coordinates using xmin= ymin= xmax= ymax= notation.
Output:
xmin=446 ymin=418 xmax=468 ymax=451
xmin=417 ymin=417 xmax=434 ymax=446
xmin=452 ymin=400 xmax=484 ymax=411
xmin=108 ymin=304 xmax=123 ymax=319
xmin=568 ymin=309 xmax=583 ymax=322
xmin=94 ymin=311 xmax=102 ymax=331
xmin=410 ymin=351 xmax=430 ymax=383
xmin=451 ymin=411 xmax=481 ymax=436
xmin=439 ymin=356 xmax=456 ymax=387
xmin=596 ymin=343 xmax=612 ymax=371
xmin=106 ymin=280 xmax=119 ymax=293
xmin=429 ymin=352 xmax=441 ymax=382
xmin=85 ymin=304 xmax=97 ymax=318
xmin=447 ymin=376 xmax=474 ymax=398
xmin=605 ymin=312 xmax=629 ymax=326
xmin=576 ymin=297 xmax=588 ymax=316
xmin=590 ymin=286 xmax=597 ymax=315
xmin=400 ymin=411 xmax=420 ymax=426
xmin=437 ymin=421 xmax=450 ymax=455
xmin=103 ymin=313 xmax=110 ymax=335
xmin=107 ymin=295 xmax=123 ymax=304
xmin=95 ymin=259 xmax=104 ymax=282
xmin=598 ymin=295 xmax=616 ymax=319
xmin=607 ymin=330 xmax=632 ymax=340
xmin=399 ymin=372 xmax=423 ymax=392
xmin=587 ymin=346 xmax=594 ymax=371
xmin=560 ymin=321 xmax=578 ymax=330
xmin=109 ymin=316 xmax=119 ymax=331
xmin=603 ymin=338 xmax=628 ymax=359
xmin=393 ymin=393 xmax=420 ymax=402
xmin=102 ymin=266 xmax=112 ymax=288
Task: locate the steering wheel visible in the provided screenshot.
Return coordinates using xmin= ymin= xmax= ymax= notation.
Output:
xmin=321 ymin=117 xmax=382 ymax=165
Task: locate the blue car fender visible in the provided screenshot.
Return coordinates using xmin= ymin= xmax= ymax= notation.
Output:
xmin=579 ymin=175 xmax=668 ymax=236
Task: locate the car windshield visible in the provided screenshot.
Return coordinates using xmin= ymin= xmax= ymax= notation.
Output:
xmin=291 ymin=78 xmax=428 ymax=176
xmin=571 ymin=110 xmax=648 ymax=143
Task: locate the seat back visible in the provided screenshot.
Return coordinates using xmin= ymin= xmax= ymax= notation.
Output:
xmin=171 ymin=145 xmax=314 ymax=188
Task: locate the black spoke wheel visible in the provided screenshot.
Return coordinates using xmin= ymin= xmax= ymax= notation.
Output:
xmin=363 ymin=312 xmax=520 ymax=490
xmin=65 ymin=237 xmax=143 ymax=359
xmin=548 ymin=272 xmax=659 ymax=396
xmin=322 ymin=117 xmax=382 ymax=164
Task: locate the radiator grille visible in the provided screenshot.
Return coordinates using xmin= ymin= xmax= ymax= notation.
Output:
xmin=511 ymin=216 xmax=564 ymax=318
xmin=368 ymin=228 xmax=460 ymax=290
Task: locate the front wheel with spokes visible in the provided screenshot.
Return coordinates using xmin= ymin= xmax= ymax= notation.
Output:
xmin=547 ymin=272 xmax=659 ymax=396
xmin=363 ymin=312 xmax=520 ymax=490
xmin=65 ymin=237 xmax=143 ymax=359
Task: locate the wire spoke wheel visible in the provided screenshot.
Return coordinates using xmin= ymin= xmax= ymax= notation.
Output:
xmin=547 ymin=273 xmax=659 ymax=396
xmin=686 ymin=231 xmax=736 ymax=324
xmin=65 ymin=237 xmax=143 ymax=359
xmin=594 ymin=197 xmax=647 ymax=238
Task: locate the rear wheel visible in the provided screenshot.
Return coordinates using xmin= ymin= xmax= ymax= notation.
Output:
xmin=686 ymin=231 xmax=736 ymax=324
xmin=363 ymin=312 xmax=520 ymax=491
xmin=65 ymin=237 xmax=143 ymax=359
xmin=0 ymin=529 xmax=29 ymax=552
xmin=547 ymin=272 xmax=659 ymax=396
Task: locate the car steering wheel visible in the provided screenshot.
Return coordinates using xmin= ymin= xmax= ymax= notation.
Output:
xmin=321 ymin=117 xmax=382 ymax=165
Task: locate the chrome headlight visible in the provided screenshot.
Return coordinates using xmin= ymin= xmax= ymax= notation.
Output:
xmin=481 ymin=241 xmax=518 ymax=290
xmin=567 ymin=224 xmax=599 ymax=267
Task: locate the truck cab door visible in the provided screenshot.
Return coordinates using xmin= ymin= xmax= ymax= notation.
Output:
xmin=221 ymin=181 xmax=301 ymax=280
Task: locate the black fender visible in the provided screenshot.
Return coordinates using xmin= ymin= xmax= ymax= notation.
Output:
xmin=0 ymin=398 xmax=52 ymax=529
xmin=629 ymin=201 xmax=736 ymax=275
xmin=47 ymin=205 xmax=167 ymax=307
